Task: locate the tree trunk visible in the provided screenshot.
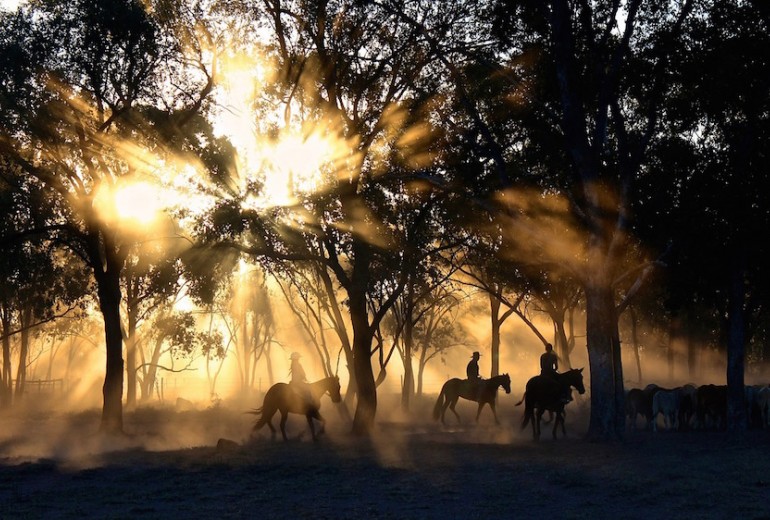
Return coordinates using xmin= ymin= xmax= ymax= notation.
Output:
xmin=629 ymin=307 xmax=643 ymax=383
xmin=350 ymin=307 xmax=376 ymax=434
xmin=125 ymin=308 xmax=138 ymax=408
xmin=141 ymin=338 xmax=164 ymax=401
xmin=489 ymin=293 xmax=501 ymax=377
xmin=350 ymin=238 xmax=376 ymax=434
xmin=668 ymin=313 xmax=687 ymax=383
xmin=1 ymin=309 xmax=13 ymax=408
xmin=726 ymin=258 xmax=746 ymax=433
xmin=553 ymin=312 xmax=572 ymax=370
xmin=97 ymin=269 xmax=125 ymax=433
xmin=685 ymin=311 xmax=697 ymax=380
xmin=14 ymin=307 xmax=33 ymax=400
xmin=319 ymin=266 xmax=356 ymax=404
xmin=584 ymin=283 xmax=624 ymax=441
xmin=417 ymin=347 xmax=427 ymax=397
xmin=401 ymin=318 xmax=414 ymax=411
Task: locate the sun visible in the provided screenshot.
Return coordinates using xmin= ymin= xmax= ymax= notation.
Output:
xmin=209 ymin=45 xmax=350 ymax=209
xmin=94 ymin=180 xmax=165 ymax=227
xmin=255 ymin=132 xmax=336 ymax=207
xmin=113 ymin=182 xmax=164 ymax=224
xmin=0 ymin=0 xmax=23 ymax=12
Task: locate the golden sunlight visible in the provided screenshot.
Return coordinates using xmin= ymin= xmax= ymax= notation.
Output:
xmin=114 ymin=182 xmax=163 ymax=224
xmin=258 ymin=132 xmax=334 ymax=206
xmin=209 ymin=45 xmax=353 ymax=209
xmin=94 ymin=180 xmax=165 ymax=227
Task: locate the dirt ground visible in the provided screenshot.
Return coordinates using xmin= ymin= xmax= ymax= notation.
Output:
xmin=1 ymin=395 xmax=770 ymax=519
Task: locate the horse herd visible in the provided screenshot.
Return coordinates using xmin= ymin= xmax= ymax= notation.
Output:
xmin=627 ymin=383 xmax=770 ymax=432
xmin=248 ymin=369 xmax=587 ymax=442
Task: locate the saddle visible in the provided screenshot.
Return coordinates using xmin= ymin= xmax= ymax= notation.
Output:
xmin=290 ymin=382 xmax=317 ymax=408
xmin=539 ymin=374 xmax=572 ymax=404
xmin=463 ymin=378 xmax=483 ymax=397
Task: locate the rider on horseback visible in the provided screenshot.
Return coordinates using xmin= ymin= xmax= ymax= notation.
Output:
xmin=466 ymin=351 xmax=483 ymax=399
xmin=540 ymin=343 xmax=558 ymax=377
xmin=290 ymin=352 xmax=315 ymax=406
xmin=540 ymin=343 xmax=571 ymax=404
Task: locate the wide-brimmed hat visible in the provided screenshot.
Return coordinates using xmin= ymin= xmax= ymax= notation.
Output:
xmin=471 ymin=351 xmax=481 ymax=358
xmin=290 ymin=352 xmax=302 ymax=360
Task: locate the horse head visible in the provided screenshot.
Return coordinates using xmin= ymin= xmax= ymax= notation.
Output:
xmin=569 ymin=368 xmax=586 ymax=395
xmin=498 ymin=373 xmax=512 ymax=394
xmin=487 ymin=374 xmax=511 ymax=394
xmin=328 ymin=375 xmax=342 ymax=403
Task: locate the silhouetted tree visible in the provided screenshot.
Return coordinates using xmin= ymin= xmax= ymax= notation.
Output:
xmin=194 ymin=0 xmax=461 ymax=434
xmin=0 ymin=0 xmax=214 ymax=431
xmin=638 ymin=0 xmax=770 ymax=431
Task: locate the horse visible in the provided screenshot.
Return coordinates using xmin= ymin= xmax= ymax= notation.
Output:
xmin=432 ymin=373 xmax=511 ymax=425
xmin=249 ymin=375 xmax=342 ymax=441
xmin=696 ymin=384 xmax=727 ymax=430
xmin=651 ymin=387 xmax=682 ymax=432
xmin=516 ymin=368 xmax=585 ymax=440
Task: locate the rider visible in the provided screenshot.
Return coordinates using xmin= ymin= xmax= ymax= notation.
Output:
xmin=289 ymin=352 xmax=314 ymax=405
xmin=467 ymin=351 xmax=483 ymax=399
xmin=540 ymin=343 xmax=570 ymax=404
xmin=540 ymin=343 xmax=559 ymax=379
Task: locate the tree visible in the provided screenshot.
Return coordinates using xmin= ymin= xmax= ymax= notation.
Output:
xmin=123 ymin=243 xmax=186 ymax=407
xmin=0 ymin=0 xmax=214 ymax=431
xmin=231 ymin=266 xmax=275 ymax=395
xmin=194 ymin=0 xmax=462 ymax=434
xmin=0 ymin=163 xmax=89 ymax=406
xmin=389 ymin=270 xmax=469 ymax=407
xmin=141 ymin=310 xmax=219 ymax=402
xmin=475 ymin=0 xmax=696 ymax=440
xmin=640 ymin=0 xmax=770 ymax=431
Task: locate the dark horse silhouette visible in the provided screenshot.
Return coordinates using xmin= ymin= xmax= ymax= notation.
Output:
xmin=516 ymin=368 xmax=585 ymax=440
xmin=249 ymin=375 xmax=342 ymax=441
xmin=433 ymin=374 xmax=511 ymax=425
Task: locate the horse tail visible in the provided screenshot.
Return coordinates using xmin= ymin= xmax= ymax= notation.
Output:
xmin=248 ymin=406 xmax=268 ymax=432
xmin=514 ymin=392 xmax=526 ymax=407
xmin=520 ymin=393 xmax=534 ymax=430
xmin=432 ymin=385 xmax=447 ymax=421
xmin=521 ymin=408 xmax=531 ymax=429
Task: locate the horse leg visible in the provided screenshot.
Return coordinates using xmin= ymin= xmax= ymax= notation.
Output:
xmin=521 ymin=403 xmax=532 ymax=430
xmin=316 ymin=412 xmax=326 ymax=435
xmin=475 ymin=402 xmax=485 ymax=423
xmin=441 ymin=398 xmax=451 ymax=425
xmin=279 ymin=411 xmax=290 ymax=441
xmin=311 ymin=410 xmax=326 ymax=436
xmin=535 ymin=408 xmax=546 ymax=441
xmin=449 ymin=398 xmax=462 ymax=424
xmin=489 ymin=401 xmax=500 ymax=425
xmin=306 ymin=413 xmax=317 ymax=442
xmin=553 ymin=411 xmax=566 ymax=439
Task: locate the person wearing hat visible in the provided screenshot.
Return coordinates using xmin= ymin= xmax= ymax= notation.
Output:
xmin=289 ymin=352 xmax=313 ymax=405
xmin=466 ymin=351 xmax=482 ymax=382
xmin=466 ymin=351 xmax=483 ymax=400
xmin=540 ymin=343 xmax=559 ymax=379
xmin=290 ymin=352 xmax=308 ymax=384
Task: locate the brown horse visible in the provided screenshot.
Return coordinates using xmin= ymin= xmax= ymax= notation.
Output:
xmin=249 ymin=375 xmax=342 ymax=441
xmin=433 ymin=374 xmax=512 ymax=425
xmin=516 ymin=368 xmax=585 ymax=440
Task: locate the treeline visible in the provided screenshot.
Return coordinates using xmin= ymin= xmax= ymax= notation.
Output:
xmin=0 ymin=0 xmax=768 ymax=439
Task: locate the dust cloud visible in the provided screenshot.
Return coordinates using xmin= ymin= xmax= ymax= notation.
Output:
xmin=1 ymin=298 xmax=765 ymax=470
